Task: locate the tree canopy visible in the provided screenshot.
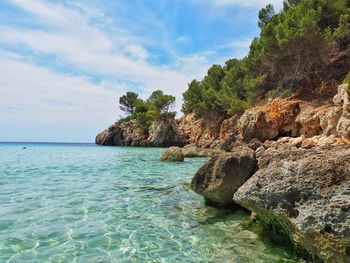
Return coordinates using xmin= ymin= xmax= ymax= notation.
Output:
xmin=118 ymin=90 xmax=176 ymax=133
xmin=182 ymin=0 xmax=350 ymax=119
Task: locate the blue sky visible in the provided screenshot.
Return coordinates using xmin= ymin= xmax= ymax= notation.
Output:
xmin=0 ymin=0 xmax=283 ymax=142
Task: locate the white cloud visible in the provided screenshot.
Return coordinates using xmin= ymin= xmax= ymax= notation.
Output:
xmin=0 ymin=52 xmax=121 ymax=125
xmin=0 ymin=0 xmax=214 ymax=128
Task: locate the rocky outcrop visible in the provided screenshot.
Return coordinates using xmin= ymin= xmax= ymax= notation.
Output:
xmin=161 ymin=147 xmax=184 ymax=162
xmin=148 ymin=119 xmax=185 ymax=147
xmin=233 ymin=146 xmax=350 ymax=263
xmin=97 ymin=84 xmax=350 ymax=149
xmin=236 ymin=99 xmax=301 ymax=143
xmin=191 ymin=147 xmax=257 ymax=206
xmin=178 ymin=113 xmax=225 ymax=148
xmin=334 ymin=84 xmax=350 ymax=143
xmin=95 ymin=120 xmax=147 ymax=146
xmin=96 ymin=118 xmax=185 ymax=147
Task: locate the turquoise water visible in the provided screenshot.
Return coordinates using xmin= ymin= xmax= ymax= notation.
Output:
xmin=0 ymin=143 xmax=298 ymax=262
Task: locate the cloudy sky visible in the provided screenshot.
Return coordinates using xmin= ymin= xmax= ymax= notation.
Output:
xmin=0 ymin=0 xmax=283 ymax=143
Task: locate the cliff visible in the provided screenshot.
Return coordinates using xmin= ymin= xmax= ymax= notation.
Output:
xmin=96 ymin=82 xmax=350 ymax=150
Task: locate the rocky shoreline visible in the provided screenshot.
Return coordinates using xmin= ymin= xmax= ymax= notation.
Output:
xmin=96 ymin=84 xmax=350 ymax=150
xmin=96 ymin=84 xmax=350 ymax=262
xmin=191 ymin=144 xmax=350 ymax=262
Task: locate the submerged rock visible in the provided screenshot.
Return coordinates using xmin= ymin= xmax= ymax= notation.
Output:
xmin=161 ymin=147 xmax=184 ymax=162
xmin=191 ymin=147 xmax=257 ymax=206
xmin=234 ymin=146 xmax=350 ymax=263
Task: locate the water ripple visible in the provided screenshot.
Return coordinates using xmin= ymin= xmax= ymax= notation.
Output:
xmin=0 ymin=144 xmax=298 ymax=262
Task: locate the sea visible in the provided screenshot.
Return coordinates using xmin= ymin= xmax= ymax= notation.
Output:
xmin=0 ymin=142 xmax=298 ymax=262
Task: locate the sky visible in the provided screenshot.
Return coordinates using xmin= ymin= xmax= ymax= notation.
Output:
xmin=0 ymin=0 xmax=284 ymax=143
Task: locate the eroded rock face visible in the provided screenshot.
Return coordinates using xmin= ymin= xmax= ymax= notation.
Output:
xmin=236 ymin=99 xmax=300 ymax=142
xmin=334 ymin=84 xmax=350 ymax=142
xmin=95 ymin=124 xmax=123 ymax=146
xmin=161 ymin=147 xmax=184 ymax=162
xmin=234 ymin=146 xmax=350 ymax=263
xmin=191 ymin=147 xmax=257 ymax=206
xmin=95 ymin=120 xmax=147 ymax=146
xmin=148 ymin=119 xmax=186 ymax=147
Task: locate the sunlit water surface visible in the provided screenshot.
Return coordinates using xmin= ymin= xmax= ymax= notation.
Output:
xmin=0 ymin=143 xmax=298 ymax=262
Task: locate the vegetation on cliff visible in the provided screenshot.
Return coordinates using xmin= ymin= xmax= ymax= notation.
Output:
xmin=182 ymin=0 xmax=350 ymax=119
xmin=118 ymin=90 xmax=176 ymax=133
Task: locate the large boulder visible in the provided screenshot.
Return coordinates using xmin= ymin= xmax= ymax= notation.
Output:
xmin=191 ymin=147 xmax=257 ymax=206
xmin=234 ymin=146 xmax=350 ymax=263
xmin=148 ymin=119 xmax=186 ymax=147
xmin=161 ymin=147 xmax=184 ymax=162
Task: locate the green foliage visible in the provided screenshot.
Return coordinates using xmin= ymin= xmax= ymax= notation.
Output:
xmin=182 ymin=0 xmax=350 ymax=119
xmin=119 ymin=91 xmax=139 ymax=116
xmin=118 ymin=90 xmax=176 ymax=133
xmin=258 ymin=4 xmax=275 ymax=28
xmin=148 ymin=90 xmax=176 ymax=117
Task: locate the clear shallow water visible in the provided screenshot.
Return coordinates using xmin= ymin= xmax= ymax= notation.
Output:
xmin=0 ymin=143 xmax=298 ymax=263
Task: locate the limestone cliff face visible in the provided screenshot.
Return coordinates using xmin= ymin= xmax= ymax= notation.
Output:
xmin=148 ymin=119 xmax=185 ymax=147
xmin=178 ymin=84 xmax=350 ymax=149
xmin=95 ymin=120 xmax=147 ymax=146
xmin=96 ymin=84 xmax=350 ymax=148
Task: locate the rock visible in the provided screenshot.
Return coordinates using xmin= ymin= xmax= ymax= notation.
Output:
xmin=95 ymin=120 xmax=147 ymax=146
xmin=219 ymin=115 xmax=240 ymax=140
xmin=255 ymin=146 xmax=266 ymax=157
xmin=191 ymin=147 xmax=258 ymax=206
xmin=234 ymin=146 xmax=350 ymax=263
xmin=247 ymin=138 xmax=263 ymax=151
xmin=182 ymin=144 xmax=221 ymax=157
xmin=95 ymin=124 xmax=122 ymax=146
xmin=301 ymin=138 xmax=316 ymax=149
xmin=236 ymin=99 xmax=300 ymax=142
xmin=120 ymin=120 xmax=146 ymax=146
xmin=161 ymin=147 xmax=184 ymax=162
xmin=319 ymin=106 xmax=342 ymax=136
xmin=292 ymin=136 xmax=304 ymax=148
xmin=178 ymin=113 xmax=225 ymax=148
xmin=334 ymin=84 xmax=350 ymax=142
xmin=148 ymin=119 xmax=186 ymax=147
xmin=296 ymin=109 xmax=322 ymax=137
